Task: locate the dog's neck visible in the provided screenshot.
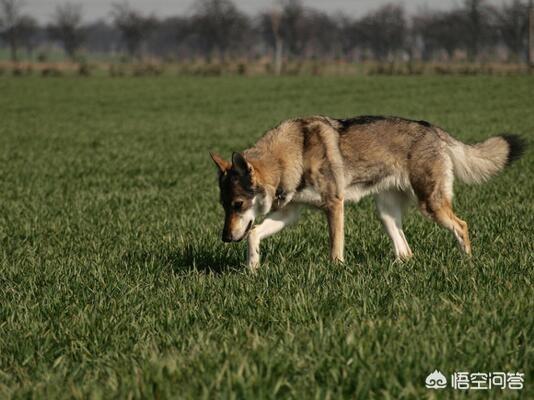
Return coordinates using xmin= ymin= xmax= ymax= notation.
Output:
xmin=246 ymin=152 xmax=294 ymax=211
xmin=247 ymin=155 xmax=281 ymax=191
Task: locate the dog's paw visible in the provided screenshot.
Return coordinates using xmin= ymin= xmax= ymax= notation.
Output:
xmin=247 ymin=264 xmax=260 ymax=273
xmin=395 ymin=252 xmax=413 ymax=262
xmin=330 ymin=255 xmax=345 ymax=263
xmin=246 ymin=257 xmax=260 ymax=272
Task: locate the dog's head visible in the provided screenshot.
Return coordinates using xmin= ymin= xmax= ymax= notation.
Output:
xmin=210 ymin=152 xmax=270 ymax=242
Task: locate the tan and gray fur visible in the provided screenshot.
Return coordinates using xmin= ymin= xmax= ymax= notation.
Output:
xmin=210 ymin=115 xmax=525 ymax=270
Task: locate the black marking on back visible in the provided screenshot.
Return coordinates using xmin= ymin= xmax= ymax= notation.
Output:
xmin=416 ymin=120 xmax=431 ymax=127
xmin=336 ymin=115 xmax=386 ymax=130
xmin=396 ymin=117 xmax=432 ymax=128
xmin=336 ymin=116 xmax=434 ymax=130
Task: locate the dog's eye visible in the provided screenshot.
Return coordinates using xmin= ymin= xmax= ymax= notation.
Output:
xmin=233 ymin=201 xmax=243 ymax=211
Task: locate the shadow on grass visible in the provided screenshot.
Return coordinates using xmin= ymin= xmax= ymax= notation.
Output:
xmin=123 ymin=243 xmax=244 ymax=275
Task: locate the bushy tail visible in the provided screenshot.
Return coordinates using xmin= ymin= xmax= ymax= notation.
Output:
xmin=446 ymin=134 xmax=526 ymax=184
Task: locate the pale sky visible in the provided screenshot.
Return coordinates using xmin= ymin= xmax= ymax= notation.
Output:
xmin=25 ymin=0 xmax=504 ymax=23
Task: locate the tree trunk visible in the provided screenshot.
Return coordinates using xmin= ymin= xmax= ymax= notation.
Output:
xmin=270 ymin=10 xmax=283 ymax=76
xmin=274 ymin=37 xmax=283 ymax=76
xmin=9 ymin=33 xmax=18 ymax=62
xmin=529 ymin=4 xmax=534 ymax=68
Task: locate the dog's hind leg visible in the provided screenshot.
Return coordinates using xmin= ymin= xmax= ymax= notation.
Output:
xmin=431 ymin=202 xmax=471 ymax=255
xmin=247 ymin=203 xmax=302 ymax=271
xmin=375 ymin=190 xmax=413 ymax=260
xmin=411 ymin=155 xmax=471 ymax=255
xmin=325 ymin=196 xmax=345 ymax=263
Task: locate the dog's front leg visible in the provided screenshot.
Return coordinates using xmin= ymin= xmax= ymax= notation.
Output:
xmin=246 ymin=204 xmax=302 ymax=271
xmin=247 ymin=230 xmax=261 ymax=271
xmin=325 ymin=196 xmax=344 ymax=262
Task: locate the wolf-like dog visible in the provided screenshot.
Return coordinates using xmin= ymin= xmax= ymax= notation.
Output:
xmin=210 ymin=116 xmax=525 ymax=270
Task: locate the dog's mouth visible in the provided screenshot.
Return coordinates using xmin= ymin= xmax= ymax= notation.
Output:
xmin=236 ymin=220 xmax=253 ymax=242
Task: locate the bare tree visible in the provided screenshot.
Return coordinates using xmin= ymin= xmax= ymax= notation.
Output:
xmin=0 ymin=0 xmax=27 ymax=61
xmin=84 ymin=20 xmax=119 ymax=54
xmin=413 ymin=10 xmax=467 ymax=60
xmin=494 ymin=0 xmax=529 ymax=61
xmin=270 ymin=10 xmax=283 ymax=74
xmin=2 ymin=0 xmax=527 ymax=66
xmin=262 ymin=0 xmax=337 ymax=61
xmin=530 ymin=0 xmax=534 ymax=66
xmin=260 ymin=9 xmax=284 ymax=74
xmin=191 ymin=0 xmax=250 ymax=62
xmin=303 ymin=9 xmax=339 ymax=59
xmin=15 ymin=14 xmax=36 ymax=57
xmin=47 ymin=3 xmax=84 ymax=60
xmin=354 ymin=4 xmax=407 ymax=61
xmin=111 ymin=1 xmax=157 ymax=59
xmin=148 ymin=16 xmax=191 ymax=59
xmin=278 ymin=0 xmax=306 ymax=58
xmin=462 ymin=0 xmax=496 ymax=61
xmin=335 ymin=14 xmax=355 ymax=60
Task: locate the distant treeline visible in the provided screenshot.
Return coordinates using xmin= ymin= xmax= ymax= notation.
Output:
xmin=0 ymin=0 xmax=532 ymax=67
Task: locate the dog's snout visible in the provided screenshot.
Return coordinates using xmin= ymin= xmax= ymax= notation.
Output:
xmin=222 ymin=232 xmax=233 ymax=243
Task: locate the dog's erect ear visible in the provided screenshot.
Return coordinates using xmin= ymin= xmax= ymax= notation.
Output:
xmin=232 ymin=152 xmax=253 ymax=176
xmin=210 ymin=152 xmax=231 ymax=174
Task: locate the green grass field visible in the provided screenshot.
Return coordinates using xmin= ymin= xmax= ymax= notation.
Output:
xmin=0 ymin=76 xmax=532 ymax=399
